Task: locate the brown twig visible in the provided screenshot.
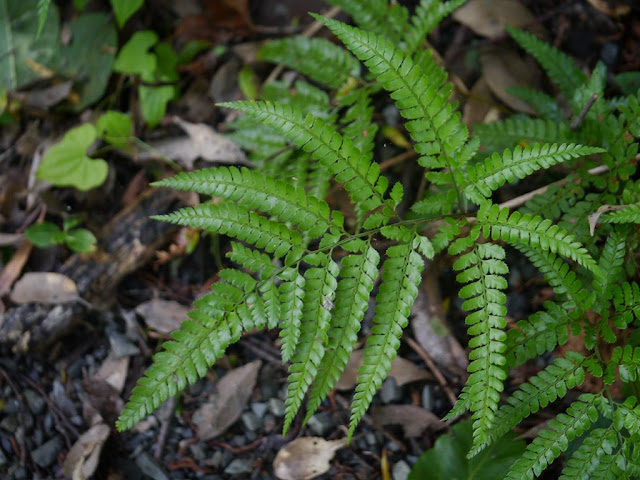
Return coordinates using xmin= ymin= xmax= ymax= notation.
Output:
xmin=241 ymin=336 xmax=282 ymax=366
xmin=378 ymin=150 xmax=418 ymax=171
xmin=571 ymin=93 xmax=599 ymax=130
xmin=405 ymin=337 xmax=458 ymax=406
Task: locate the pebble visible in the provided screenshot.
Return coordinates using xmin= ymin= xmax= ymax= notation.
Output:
xmin=251 ymin=402 xmax=268 ymax=418
xmin=0 ymin=447 xmax=6 ymax=466
xmin=263 ymin=414 xmax=276 ymax=432
xmin=135 ymin=451 xmax=169 ymax=480
xmin=108 ymin=330 xmax=140 ymax=357
xmin=208 ymin=450 xmax=225 ymax=469
xmin=224 ymin=458 xmax=253 ymax=475
xmin=23 ymin=389 xmax=45 ymax=415
xmin=380 ymin=377 xmax=403 ymax=404
xmin=422 ymin=385 xmax=433 ymax=411
xmin=268 ymin=398 xmax=285 ymax=417
xmin=242 ymin=412 xmax=262 ymax=432
xmin=0 ymin=416 xmax=19 ymax=434
xmin=392 ymin=460 xmax=411 ymax=480
xmin=189 ymin=443 xmax=206 ymax=461
xmin=365 ymin=432 xmax=377 ymax=446
xmin=31 ymin=436 xmax=63 ymax=468
xmin=601 ymin=42 xmax=619 ymax=66
xmin=307 ymin=412 xmax=334 ymax=437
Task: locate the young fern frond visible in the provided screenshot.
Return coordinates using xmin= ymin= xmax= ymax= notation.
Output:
xmin=258 ymin=37 xmax=361 ymax=88
xmin=506 ymin=26 xmax=586 ymax=99
xmin=473 ymin=117 xmax=574 ymax=153
xmin=452 ymin=238 xmax=508 ymax=447
xmin=469 ymin=353 xmax=588 ymax=457
xmin=349 ymin=236 xmax=426 ymax=440
xmin=327 ymin=0 xmax=408 ymax=45
xmin=601 ymin=203 xmax=640 ymax=224
xmin=405 ymin=0 xmax=467 ymax=54
xmin=613 ymin=282 xmax=640 ymax=328
xmin=304 ymin=245 xmax=380 ymax=424
xmin=505 ymin=394 xmax=605 ymax=480
xmin=559 ymin=426 xmax=619 ymax=480
xmin=463 ymin=143 xmax=603 ymax=204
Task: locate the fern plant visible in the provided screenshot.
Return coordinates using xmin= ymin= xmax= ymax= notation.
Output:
xmin=116 ymin=2 xmax=640 ymax=478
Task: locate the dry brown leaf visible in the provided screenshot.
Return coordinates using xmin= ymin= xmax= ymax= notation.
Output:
xmin=62 ymin=423 xmax=110 ymax=480
xmin=588 ymin=204 xmax=627 ymax=235
xmin=10 ymin=272 xmax=82 ymax=305
xmin=138 ymin=117 xmax=248 ymax=169
xmin=587 ymin=0 xmax=630 ymax=17
xmin=0 ymin=241 xmax=32 ymax=297
xmin=370 ymin=405 xmax=443 ymax=437
xmin=453 ymin=0 xmax=540 ymax=39
xmin=480 ymin=46 xmax=540 ymax=114
xmin=135 ymin=299 xmax=189 ymax=334
xmin=23 ymin=80 xmax=73 ymax=109
xmin=193 ymin=360 xmax=262 ymax=440
xmin=0 ymin=233 xmax=24 ymax=247
xmin=336 ymin=350 xmax=432 ymax=391
xmin=274 ymin=437 xmax=347 ymax=480
xmin=94 ymin=351 xmax=130 ymax=393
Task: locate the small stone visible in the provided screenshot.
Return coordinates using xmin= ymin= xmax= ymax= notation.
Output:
xmin=225 ymin=458 xmax=253 ymax=475
xmin=0 ymin=416 xmax=19 ymax=433
xmin=422 ymin=385 xmax=433 ymax=411
xmin=251 ymin=402 xmax=268 ymax=418
xmin=246 ymin=431 xmax=258 ymax=442
xmin=242 ymin=412 xmax=262 ymax=432
xmin=135 ymin=451 xmax=169 ymax=480
xmin=268 ymin=398 xmax=285 ymax=417
xmin=263 ymin=414 xmax=276 ymax=432
xmin=0 ymin=447 xmax=7 ymax=466
xmin=230 ymin=435 xmax=246 ymax=447
xmin=189 ymin=444 xmax=206 ymax=461
xmin=108 ymin=330 xmax=140 ymax=357
xmin=387 ymin=441 xmax=401 ymax=452
xmin=14 ymin=467 xmax=28 ymax=480
xmin=601 ymin=42 xmax=619 ymax=66
xmin=365 ymin=432 xmax=377 ymax=446
xmin=392 ymin=460 xmax=411 ymax=480
xmin=31 ymin=436 xmax=63 ymax=468
xmin=307 ymin=412 xmax=334 ymax=437
xmin=23 ymin=390 xmax=45 ymax=415
xmin=70 ymin=415 xmax=84 ymax=427
xmin=208 ymin=450 xmax=225 ymax=468
xmin=380 ymin=377 xmax=403 ymax=404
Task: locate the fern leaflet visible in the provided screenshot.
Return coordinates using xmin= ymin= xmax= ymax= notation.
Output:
xmin=474 ymin=116 xmax=574 ymax=153
xmin=559 ymin=426 xmax=619 ymax=480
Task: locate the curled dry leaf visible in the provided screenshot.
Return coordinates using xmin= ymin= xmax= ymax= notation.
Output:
xmin=10 ymin=272 xmax=82 ymax=305
xmin=336 ymin=349 xmax=432 ymax=391
xmin=587 ymin=0 xmax=630 ymax=18
xmin=193 ymin=360 xmax=262 ymax=440
xmin=62 ymin=423 xmax=110 ymax=480
xmin=453 ymin=0 xmax=540 ymax=39
xmin=370 ymin=405 xmax=443 ymax=438
xmin=480 ymin=46 xmax=540 ymax=114
xmin=94 ymin=351 xmax=130 ymax=393
xmin=274 ymin=437 xmax=347 ymax=480
xmin=588 ymin=204 xmax=627 ymax=235
xmin=463 ymin=76 xmax=501 ymax=127
xmin=0 ymin=241 xmax=32 ymax=297
xmin=135 ymin=298 xmax=190 ymax=334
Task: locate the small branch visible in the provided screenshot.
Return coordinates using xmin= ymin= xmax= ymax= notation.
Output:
xmin=405 ymin=337 xmax=458 ymax=406
xmin=571 ymin=93 xmax=598 ymax=130
xmin=378 ymin=150 xmax=417 ymax=171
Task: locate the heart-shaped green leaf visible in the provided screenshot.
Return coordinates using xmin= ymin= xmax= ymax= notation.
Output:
xmin=110 ymin=0 xmax=144 ymax=28
xmin=37 ymin=124 xmax=108 ymax=191
xmin=113 ymin=30 xmax=157 ymax=76
xmin=97 ymin=110 xmax=132 ymax=146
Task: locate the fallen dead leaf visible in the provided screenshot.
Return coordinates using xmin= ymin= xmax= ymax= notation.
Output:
xmin=135 ymin=299 xmax=190 ymax=334
xmin=588 ymin=204 xmax=627 ymax=235
xmin=62 ymin=423 xmax=110 ymax=480
xmin=370 ymin=405 xmax=443 ymax=438
xmin=336 ymin=350 xmax=432 ymax=391
xmin=10 ymin=272 xmax=83 ymax=305
xmin=193 ymin=360 xmax=262 ymax=440
xmin=463 ymin=76 xmax=501 ymax=127
xmin=0 ymin=241 xmax=32 ymax=297
xmin=274 ymin=437 xmax=347 ymax=480
xmin=453 ymin=0 xmax=541 ymax=39
xmin=480 ymin=46 xmax=540 ymax=114
xmin=23 ymin=80 xmax=73 ymax=110
xmin=0 ymin=233 xmax=24 ymax=247
xmin=137 ymin=117 xmax=248 ymax=169
xmin=587 ymin=0 xmax=630 ymax=18
xmin=94 ymin=351 xmax=130 ymax=393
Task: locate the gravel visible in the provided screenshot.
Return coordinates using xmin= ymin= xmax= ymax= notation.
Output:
xmin=380 ymin=377 xmax=403 ymax=403
xmin=392 ymin=460 xmax=411 ymax=480
xmin=31 ymin=436 xmax=63 ymax=468
xmin=224 ymin=458 xmax=253 ymax=475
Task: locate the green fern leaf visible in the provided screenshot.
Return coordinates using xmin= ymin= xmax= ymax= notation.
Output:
xmin=260 ymin=280 xmax=280 ymax=331
xmin=443 ymin=384 xmax=471 ymax=421
xmin=559 ymin=426 xmax=619 ymax=480
xmin=279 ymin=271 xmax=306 ymax=364
xmin=258 ymin=37 xmax=360 ymax=88
xmin=464 ymin=143 xmax=603 ymax=204
xmin=594 ymin=231 xmax=626 ymax=301
xmin=476 ymin=203 xmax=600 ymax=275
xmin=304 ymin=245 xmax=380 ymax=423
xmin=620 ymin=89 xmax=640 ymax=137
xmin=348 ymin=237 xmax=425 ymax=440
xmin=227 ymin=242 xmax=276 ymax=280
xmin=153 ymin=203 xmax=303 ymax=259
xmin=504 ymin=394 xmax=604 ymax=480
xmin=506 ymin=26 xmax=586 ymax=99
xmin=338 ymin=88 xmax=377 ymax=160
xmin=283 ymin=258 xmax=339 ymax=434
xmin=507 ymin=86 xmax=564 ymax=122
xmin=219 ymin=101 xmax=390 ymax=213
xmin=619 ymin=345 xmax=640 ymax=383
xmin=521 ymin=184 xmax=584 ymax=220
xmin=453 ymin=240 xmax=508 ymax=447
xmin=474 ymin=116 xmax=574 ymax=153
xmin=405 ymin=0 xmax=467 ymax=54
xmin=613 ymin=282 xmax=640 ymax=328
xmin=469 ymin=353 xmax=587 ymax=457
xmin=601 ymin=203 xmax=640 ymax=224
xmin=327 ymin=0 xmax=409 ymax=45
xmin=154 ymin=167 xmax=331 ymax=238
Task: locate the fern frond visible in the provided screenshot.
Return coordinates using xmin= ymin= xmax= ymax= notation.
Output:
xmin=155 ymin=167 xmax=331 ymax=237
xmin=469 ymin=353 xmax=587 ymax=457
xmin=594 ymin=231 xmax=626 ymax=302
xmin=506 ymin=26 xmax=586 ymax=99
xmin=559 ymin=426 xmax=619 ymax=480
xmin=327 ymin=0 xmax=409 ymax=45
xmin=474 ymin=117 xmax=574 ymax=153
xmin=279 ymin=271 xmax=306 ymax=364
xmin=620 ymin=89 xmax=640 ymax=137
xmin=226 ymin=115 xmax=289 ymax=162
xmin=304 ymin=245 xmax=380 ymax=424
xmin=258 ymin=37 xmax=360 ymax=88
xmin=613 ymin=282 xmax=640 ymax=328
xmin=453 ymin=240 xmax=508 ymax=447
xmin=220 ymin=101 xmax=390 ymax=213
xmin=521 ymin=184 xmax=584 ymax=220
xmin=506 ymin=301 xmax=574 ymax=367
xmin=601 ymin=203 xmax=640 ymax=224
xmin=618 ymin=345 xmax=640 ymax=383
xmin=559 ymin=193 xmax=606 ymax=242
xmin=507 ymin=86 xmax=564 ymax=122
xmin=338 ymin=88 xmax=377 ymax=160
xmin=227 ymin=242 xmax=276 ymax=280
xmin=476 ymin=203 xmax=600 ymax=274
xmin=283 ymin=258 xmax=339 ymax=433
xmin=464 ymin=143 xmax=603 ymax=204
xmin=405 ymin=0 xmax=467 ymax=54
xmin=317 ymin=15 xmax=469 ymax=186
xmin=504 ymin=394 xmax=604 ymax=480
xmin=263 ymin=80 xmax=333 ymax=120
xmin=348 ymin=236 xmax=425 ymax=440
xmin=116 ymin=282 xmax=246 ymax=431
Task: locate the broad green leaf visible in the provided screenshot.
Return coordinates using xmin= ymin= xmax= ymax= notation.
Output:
xmin=64 ymin=228 xmax=96 ymax=253
xmin=238 ymin=65 xmax=259 ymax=100
xmin=152 ymin=42 xmax=178 ymax=82
xmin=616 ymin=71 xmax=640 ymax=96
xmin=37 ymin=124 xmax=108 ymax=191
xmin=73 ymin=0 xmax=89 ymax=11
xmin=24 ymin=222 xmax=65 ymax=247
xmin=113 ymin=30 xmax=157 ymax=76
xmin=96 ymin=111 xmax=132 ymax=146
xmin=139 ymin=84 xmax=175 ymax=128
xmin=0 ymin=0 xmax=60 ymax=90
xmin=55 ymin=13 xmax=117 ymax=110
xmin=36 ymin=0 xmax=50 ymax=39
xmin=110 ymin=0 xmax=144 ymax=28
xmin=408 ymin=420 xmax=526 ymax=480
